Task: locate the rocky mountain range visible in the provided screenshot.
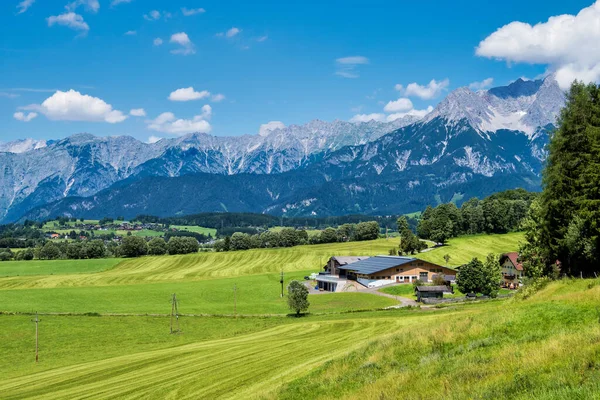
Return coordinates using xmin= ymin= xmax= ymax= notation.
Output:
xmin=0 ymin=75 xmax=565 ymax=223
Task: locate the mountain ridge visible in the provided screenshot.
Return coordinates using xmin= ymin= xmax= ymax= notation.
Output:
xmin=1 ymin=76 xmax=565 ymax=222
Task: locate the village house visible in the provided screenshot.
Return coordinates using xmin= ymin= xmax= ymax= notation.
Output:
xmin=500 ymin=252 xmax=523 ymax=288
xmin=316 ymin=255 xmax=456 ymax=292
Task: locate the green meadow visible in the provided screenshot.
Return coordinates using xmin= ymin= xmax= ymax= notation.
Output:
xmin=1 ymin=279 xmax=599 ymax=399
xmin=3 ymin=232 xmax=592 ymax=399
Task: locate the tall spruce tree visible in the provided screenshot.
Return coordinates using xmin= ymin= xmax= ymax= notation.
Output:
xmin=537 ymin=81 xmax=600 ymax=275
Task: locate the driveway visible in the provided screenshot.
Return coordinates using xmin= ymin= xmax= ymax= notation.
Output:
xmin=305 ymin=280 xmax=418 ymax=307
xmin=364 ymin=284 xmax=419 ymax=307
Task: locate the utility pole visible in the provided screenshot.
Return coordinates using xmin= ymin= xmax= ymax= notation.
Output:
xmin=31 ymin=312 xmax=40 ymax=363
xmin=233 ymin=283 xmax=237 ymax=317
xmin=280 ymin=270 xmax=284 ymax=298
xmin=170 ymin=293 xmax=180 ymax=334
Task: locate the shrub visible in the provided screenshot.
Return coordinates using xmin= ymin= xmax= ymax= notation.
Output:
xmin=148 ymin=238 xmax=167 ymax=255
xmin=167 ymin=236 xmax=199 ymax=255
xmin=119 ymin=236 xmax=148 ymax=258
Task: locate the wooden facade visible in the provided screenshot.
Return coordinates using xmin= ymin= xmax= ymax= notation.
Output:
xmin=353 ymin=260 xmax=456 ymax=283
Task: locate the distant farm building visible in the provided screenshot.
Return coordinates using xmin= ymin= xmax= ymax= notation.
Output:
xmin=500 ymin=252 xmax=523 ymax=288
xmin=316 ymin=256 xmax=456 ymax=292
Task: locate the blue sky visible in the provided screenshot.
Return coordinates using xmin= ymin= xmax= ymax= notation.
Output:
xmin=1 ymin=0 xmax=597 ymax=142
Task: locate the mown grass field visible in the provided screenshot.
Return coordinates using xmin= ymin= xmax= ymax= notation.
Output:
xmin=0 ymin=258 xmax=121 ymax=278
xmin=417 ymin=232 xmax=525 ymax=267
xmin=0 ymin=232 xmax=550 ymax=399
xmin=1 ymin=279 xmax=599 ymax=399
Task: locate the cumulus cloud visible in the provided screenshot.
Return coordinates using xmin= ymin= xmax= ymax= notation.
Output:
xmin=469 ymin=78 xmax=494 ymax=91
xmin=147 ymin=106 xmax=212 ymax=135
xmin=144 ymin=10 xmax=161 ymax=21
xmin=170 ymin=32 xmax=195 ymax=55
xmin=383 ymin=97 xmax=413 ymax=113
xmin=182 ymin=7 xmax=205 ymax=16
xmin=124 ymin=30 xmax=137 ymax=36
xmin=259 ymin=121 xmax=285 ymax=136
xmin=47 ymin=12 xmax=89 ymax=32
xmin=16 ymin=0 xmax=35 ymax=14
xmin=395 ymin=79 xmax=449 ymax=100
xmin=153 ymin=38 xmax=163 ymax=46
xmin=130 ymin=108 xmax=146 ymax=117
xmin=168 ymin=87 xmax=210 ymax=102
xmin=476 ymin=1 xmax=600 ymax=89
xmin=66 ymin=0 xmax=99 ymax=13
xmin=226 ymin=27 xmax=241 ymax=37
xmin=335 ymin=56 xmax=369 ymax=79
xmin=13 ymin=112 xmax=38 ymax=122
xmin=350 ymin=106 xmax=434 ymax=123
xmin=211 ymin=93 xmax=226 ymax=102
xmin=386 ymin=106 xmax=434 ymax=120
xmin=24 ymin=89 xmax=127 ymax=123
xmin=257 ymin=35 xmax=268 ymax=42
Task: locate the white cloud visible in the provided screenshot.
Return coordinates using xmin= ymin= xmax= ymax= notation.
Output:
xmin=66 ymin=0 xmax=99 ymax=13
xmin=147 ymin=107 xmax=212 ymax=135
xmin=168 ymin=87 xmax=210 ymax=102
xmin=153 ymin=38 xmax=163 ymax=46
xmin=469 ymin=78 xmax=494 ymax=91
xmin=47 ymin=12 xmax=89 ymax=32
xmin=170 ymin=32 xmax=195 ymax=55
xmin=395 ymin=79 xmax=449 ymax=100
xmin=16 ymin=0 xmax=35 ymax=14
xmin=383 ymin=97 xmax=413 ymax=113
xmin=226 ymin=27 xmax=241 ymax=38
xmin=13 ymin=112 xmax=38 ymax=122
xmin=386 ymin=106 xmax=434 ymax=120
xmin=335 ymin=56 xmax=369 ymax=79
xmin=182 ymin=7 xmax=205 ymax=16
xmin=259 ymin=121 xmax=285 ymax=136
xmin=148 ymin=135 xmax=162 ymax=144
xmin=111 ymin=0 xmax=133 ymax=6
xmin=257 ymin=35 xmax=268 ymax=42
xmin=124 ymin=30 xmax=137 ymax=36
xmin=25 ymin=89 xmax=127 ymax=123
xmin=211 ymin=93 xmax=226 ymax=102
xmin=130 ymin=108 xmax=146 ymax=117
xmin=476 ymin=1 xmax=600 ymax=89
xmin=349 ymin=113 xmax=386 ymax=123
xmin=144 ymin=10 xmax=161 ymax=20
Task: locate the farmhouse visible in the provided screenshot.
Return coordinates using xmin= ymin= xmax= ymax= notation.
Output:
xmin=500 ymin=252 xmax=523 ymax=288
xmin=316 ymin=255 xmax=455 ymax=291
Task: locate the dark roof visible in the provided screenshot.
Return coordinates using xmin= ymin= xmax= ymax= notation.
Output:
xmin=415 ymin=285 xmax=451 ymax=292
xmin=331 ymin=256 xmax=370 ymax=265
xmin=337 ymin=256 xmax=415 ymax=275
